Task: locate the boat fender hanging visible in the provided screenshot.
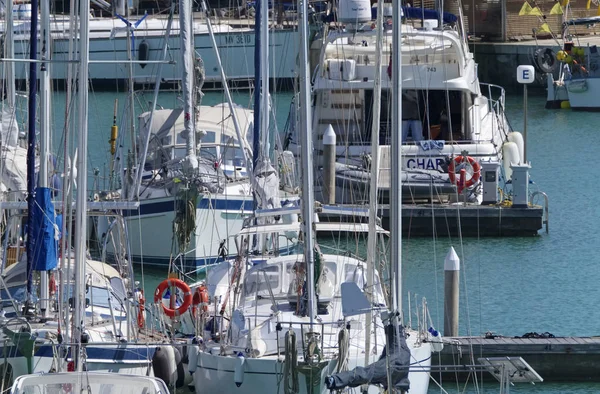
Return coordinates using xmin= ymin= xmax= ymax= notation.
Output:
xmin=188 ymin=339 xmax=200 ymax=374
xmin=154 ymin=278 xmax=193 ymax=318
xmin=533 ymin=48 xmax=558 ymax=74
xmin=138 ymin=40 xmax=150 ymax=69
xmin=152 ymin=347 xmax=176 ymax=387
xmin=448 ymin=155 xmax=481 ymax=188
xmin=173 ymin=347 xmax=186 ymax=388
xmin=234 ymin=352 xmax=245 ymax=387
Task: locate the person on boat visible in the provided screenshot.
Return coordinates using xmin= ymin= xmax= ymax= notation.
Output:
xmin=401 ymin=90 xmax=424 ymax=142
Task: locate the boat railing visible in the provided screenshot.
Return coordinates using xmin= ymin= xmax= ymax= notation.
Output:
xmin=480 ymin=82 xmax=506 ymax=115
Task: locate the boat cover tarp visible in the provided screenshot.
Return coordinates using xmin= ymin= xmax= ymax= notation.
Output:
xmin=30 ymin=187 xmax=58 ymax=271
xmin=325 ymin=324 xmax=411 ymax=391
xmin=565 ymin=16 xmax=600 ymax=26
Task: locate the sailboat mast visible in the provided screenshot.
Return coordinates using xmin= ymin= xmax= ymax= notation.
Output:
xmin=390 ymin=0 xmax=403 ymax=317
xmin=252 ymin=0 xmax=261 ymax=168
xmin=26 ymin=0 xmax=40 ymax=300
xmin=6 ymin=0 xmax=15 ymax=108
xmin=260 ymin=0 xmax=269 ymax=156
xmin=298 ymin=0 xmax=316 ymax=324
xmin=181 ymin=0 xmax=198 ymax=172
xmin=39 ymin=0 xmax=52 ymax=318
xmin=366 ymin=0 xmax=385 ymax=364
xmin=73 ymin=0 xmax=91 ymax=372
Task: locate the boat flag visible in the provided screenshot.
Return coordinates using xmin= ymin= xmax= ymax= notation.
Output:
xmin=550 ymin=2 xmax=563 ymax=14
xmin=529 ymin=6 xmax=543 ymax=15
xmin=538 ymin=23 xmax=552 ymax=34
xmin=519 ymin=1 xmax=533 ymax=15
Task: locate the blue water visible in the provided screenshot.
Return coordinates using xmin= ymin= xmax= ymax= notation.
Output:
xmin=55 ymin=90 xmax=599 ymax=392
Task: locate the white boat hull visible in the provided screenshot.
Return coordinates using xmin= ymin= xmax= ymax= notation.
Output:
xmin=120 ymin=193 xmax=253 ymax=267
xmin=194 ymin=343 xmax=431 ymax=394
xmin=7 ymin=21 xmax=297 ymax=86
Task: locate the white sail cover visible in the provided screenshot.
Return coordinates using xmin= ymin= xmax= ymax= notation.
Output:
xmin=0 ymin=106 xmax=19 ymax=147
xmin=0 ymin=146 xmax=28 ymax=199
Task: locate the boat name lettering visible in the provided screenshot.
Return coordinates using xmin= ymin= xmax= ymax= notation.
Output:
xmin=223 ymin=34 xmax=252 ymax=45
xmin=426 ymin=67 xmax=437 ymax=72
xmin=406 ymin=158 xmax=444 ymax=170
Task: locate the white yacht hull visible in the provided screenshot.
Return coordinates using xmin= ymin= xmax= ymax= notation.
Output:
xmin=121 ymin=193 xmax=253 ymax=268
xmin=193 ymin=343 xmax=431 ymax=394
xmin=8 ymin=20 xmax=297 ymax=86
xmin=564 ymin=78 xmax=600 ymax=110
xmin=0 ymin=343 xmax=155 ymax=384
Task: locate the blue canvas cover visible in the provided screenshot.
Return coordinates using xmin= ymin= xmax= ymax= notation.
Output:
xmin=30 ymin=187 xmax=58 ymax=271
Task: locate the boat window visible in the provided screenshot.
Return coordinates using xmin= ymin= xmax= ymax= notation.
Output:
xmin=199 ymin=146 xmax=218 ymax=161
xmin=243 ymin=266 xmax=280 ymax=298
xmin=110 ymin=277 xmax=127 ymax=301
xmin=221 ymin=146 xmax=246 ymax=168
xmin=364 ymin=89 xmax=392 ymax=145
xmin=88 ymin=286 xmax=124 ymax=311
xmin=201 ymin=131 xmax=216 ymax=143
xmin=173 ymin=147 xmax=186 ymax=159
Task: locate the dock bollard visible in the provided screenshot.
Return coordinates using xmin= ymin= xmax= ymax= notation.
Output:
xmin=323 ymin=124 xmax=336 ymax=204
xmin=444 ymin=246 xmax=460 ymax=337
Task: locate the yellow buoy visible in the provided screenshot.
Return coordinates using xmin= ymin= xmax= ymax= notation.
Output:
xmin=560 ymin=100 xmax=571 ymax=109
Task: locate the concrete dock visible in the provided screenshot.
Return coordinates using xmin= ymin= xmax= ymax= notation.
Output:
xmin=472 ymin=35 xmax=600 ymax=90
xmin=433 ymin=335 xmax=600 ymax=382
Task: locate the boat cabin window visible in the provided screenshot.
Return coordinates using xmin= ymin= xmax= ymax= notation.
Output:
xmin=243 ymin=266 xmax=280 ymax=298
xmin=363 ymin=89 xmax=466 ymax=143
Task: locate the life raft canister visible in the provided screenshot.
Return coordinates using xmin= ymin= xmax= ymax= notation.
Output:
xmin=448 ymin=155 xmax=481 ymax=189
xmin=154 ymin=278 xmax=193 ymax=318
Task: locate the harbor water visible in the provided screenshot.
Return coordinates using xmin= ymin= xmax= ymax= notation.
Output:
xmin=53 ymin=89 xmax=600 ymax=392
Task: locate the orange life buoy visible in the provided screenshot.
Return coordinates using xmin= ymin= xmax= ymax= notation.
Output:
xmin=137 ymin=290 xmax=146 ymax=329
xmin=192 ymin=285 xmax=209 ymax=312
xmin=154 ymin=278 xmax=193 ymax=318
xmin=448 ymin=155 xmax=481 ymax=188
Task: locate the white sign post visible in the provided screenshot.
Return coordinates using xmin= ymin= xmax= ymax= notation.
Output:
xmin=517 ymin=65 xmax=535 ymax=163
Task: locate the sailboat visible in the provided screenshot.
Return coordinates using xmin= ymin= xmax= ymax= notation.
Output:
xmin=190 ymin=0 xmax=434 ymax=393
xmin=95 ymin=0 xmax=298 ymax=271
xmin=0 ymin=0 xmax=162 ymax=383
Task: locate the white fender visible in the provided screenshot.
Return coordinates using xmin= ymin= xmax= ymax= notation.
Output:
xmin=234 ymin=353 xmax=245 ymax=387
xmin=507 ymin=132 xmax=524 ymax=164
xmin=188 ymin=343 xmax=199 ymax=373
xmin=502 ymin=142 xmax=520 ymax=181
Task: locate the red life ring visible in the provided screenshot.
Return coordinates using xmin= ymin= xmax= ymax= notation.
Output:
xmin=154 ymin=278 xmax=193 ymax=318
xmin=448 ymin=155 xmax=481 ymax=188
